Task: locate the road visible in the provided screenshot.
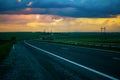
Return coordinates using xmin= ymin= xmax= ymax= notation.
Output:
xmin=1 ymin=40 xmax=120 ymax=80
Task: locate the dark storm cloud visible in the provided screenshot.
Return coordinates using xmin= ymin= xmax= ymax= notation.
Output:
xmin=0 ymin=0 xmax=120 ymax=18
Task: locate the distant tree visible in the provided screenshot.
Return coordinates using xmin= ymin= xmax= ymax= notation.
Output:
xmin=11 ymin=37 xmax=16 ymax=41
xmin=11 ymin=37 xmax=16 ymax=43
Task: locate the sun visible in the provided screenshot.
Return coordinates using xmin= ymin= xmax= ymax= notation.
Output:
xmin=36 ymin=15 xmax=40 ymax=20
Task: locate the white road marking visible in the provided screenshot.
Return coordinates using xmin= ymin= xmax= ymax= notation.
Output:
xmin=113 ymin=57 xmax=120 ymax=61
xmin=13 ymin=45 xmax=15 ymax=50
xmin=24 ymin=41 xmax=119 ymax=80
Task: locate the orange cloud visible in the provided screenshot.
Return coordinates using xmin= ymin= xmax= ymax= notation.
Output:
xmin=25 ymin=8 xmax=32 ymax=11
xmin=18 ymin=0 xmax=22 ymax=2
xmin=0 ymin=14 xmax=120 ymax=32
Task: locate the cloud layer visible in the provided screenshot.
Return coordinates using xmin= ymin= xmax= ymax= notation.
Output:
xmin=0 ymin=0 xmax=120 ymax=17
xmin=0 ymin=14 xmax=120 ymax=32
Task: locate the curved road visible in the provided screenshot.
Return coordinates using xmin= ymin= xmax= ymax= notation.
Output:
xmin=1 ymin=40 xmax=120 ymax=80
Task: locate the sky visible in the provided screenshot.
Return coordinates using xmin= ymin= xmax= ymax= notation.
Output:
xmin=0 ymin=0 xmax=120 ymax=32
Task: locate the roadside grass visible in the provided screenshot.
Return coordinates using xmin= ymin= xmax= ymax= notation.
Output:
xmin=39 ymin=39 xmax=120 ymax=52
xmin=54 ymin=38 xmax=120 ymax=43
xmin=0 ymin=42 xmax=13 ymax=64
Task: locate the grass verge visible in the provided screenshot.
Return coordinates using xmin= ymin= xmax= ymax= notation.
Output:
xmin=55 ymin=38 xmax=120 ymax=43
xmin=0 ymin=42 xmax=13 ymax=64
xmin=39 ymin=40 xmax=120 ymax=52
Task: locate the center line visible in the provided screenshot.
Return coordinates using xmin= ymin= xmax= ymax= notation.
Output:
xmin=13 ymin=45 xmax=15 ymax=50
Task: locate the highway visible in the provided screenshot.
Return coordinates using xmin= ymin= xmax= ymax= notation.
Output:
xmin=1 ymin=40 xmax=120 ymax=80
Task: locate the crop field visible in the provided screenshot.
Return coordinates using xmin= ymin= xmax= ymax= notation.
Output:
xmin=53 ymin=32 xmax=120 ymax=43
xmin=0 ymin=32 xmax=120 ymax=43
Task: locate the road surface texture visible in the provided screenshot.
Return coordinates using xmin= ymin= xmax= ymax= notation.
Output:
xmin=0 ymin=40 xmax=120 ymax=80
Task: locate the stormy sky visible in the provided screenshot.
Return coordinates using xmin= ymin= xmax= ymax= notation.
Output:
xmin=0 ymin=0 xmax=120 ymax=17
xmin=0 ymin=0 xmax=120 ymax=32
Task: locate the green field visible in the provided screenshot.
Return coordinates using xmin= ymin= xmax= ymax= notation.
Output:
xmin=53 ymin=32 xmax=120 ymax=43
xmin=54 ymin=38 xmax=120 ymax=43
xmin=0 ymin=32 xmax=120 ymax=54
xmin=0 ymin=32 xmax=120 ymax=43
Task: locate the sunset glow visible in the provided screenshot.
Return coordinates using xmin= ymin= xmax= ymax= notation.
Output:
xmin=0 ymin=0 xmax=120 ymax=32
xmin=0 ymin=14 xmax=120 ymax=32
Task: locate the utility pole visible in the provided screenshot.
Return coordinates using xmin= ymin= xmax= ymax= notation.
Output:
xmin=51 ymin=23 xmax=53 ymax=35
xmin=43 ymin=29 xmax=46 ymax=34
xmin=50 ymin=23 xmax=54 ymax=40
xmin=100 ymin=26 xmax=106 ymax=41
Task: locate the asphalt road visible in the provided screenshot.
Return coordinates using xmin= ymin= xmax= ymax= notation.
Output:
xmin=25 ymin=40 xmax=120 ymax=80
xmin=1 ymin=40 xmax=120 ymax=80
